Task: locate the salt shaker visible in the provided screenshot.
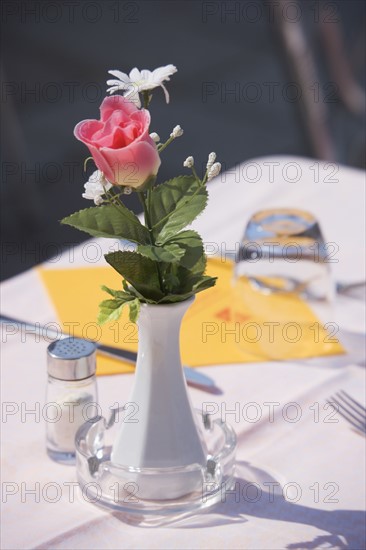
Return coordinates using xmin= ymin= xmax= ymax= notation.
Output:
xmin=46 ymin=337 xmax=98 ymax=464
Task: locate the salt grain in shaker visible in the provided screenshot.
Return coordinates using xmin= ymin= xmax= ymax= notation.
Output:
xmin=46 ymin=337 xmax=98 ymax=464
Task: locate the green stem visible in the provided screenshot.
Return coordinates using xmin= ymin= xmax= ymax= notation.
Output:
xmin=147 ymin=187 xmax=152 ymax=214
xmin=191 ymin=166 xmax=201 ymax=184
xmin=137 ymin=191 xmax=165 ymax=294
xmin=105 ymin=188 xmax=125 ymax=212
xmin=83 ymin=157 xmax=94 ymax=172
xmin=142 ymin=91 xmax=152 ymax=109
xmin=158 ymin=135 xmax=175 ymax=153
xmin=104 ymin=189 xmax=144 ymax=229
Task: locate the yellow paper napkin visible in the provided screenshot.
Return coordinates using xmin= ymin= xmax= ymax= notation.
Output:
xmin=38 ymin=258 xmax=343 ymax=375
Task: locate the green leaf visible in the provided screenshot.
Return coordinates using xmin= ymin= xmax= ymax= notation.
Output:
xmin=128 ymin=299 xmax=140 ymax=323
xmin=164 ymin=269 xmax=180 ymax=293
xmin=158 ymin=292 xmax=194 ymax=304
xmin=97 ymin=299 xmax=130 ymax=325
xmin=98 ymin=288 xmax=142 ymax=324
xmin=61 ymin=204 xmax=149 ymax=244
xmin=164 ymin=230 xmax=206 ymax=274
xmin=157 ymin=276 xmax=217 ymax=304
xmin=122 ymin=283 xmax=155 ymax=303
xmin=100 ymin=284 xmax=134 ymax=300
xmin=192 ymin=275 xmax=217 ymax=293
xmin=104 ymin=250 xmax=164 ymax=301
xmin=172 ymin=263 xmax=217 ymax=294
xmin=137 ymin=243 xmax=185 ymax=263
xmin=150 ymin=176 xmax=208 ymax=243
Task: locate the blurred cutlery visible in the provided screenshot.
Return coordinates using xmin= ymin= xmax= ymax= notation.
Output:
xmin=327 ymin=390 xmax=366 ymax=437
xmin=0 ymin=314 xmax=222 ymax=394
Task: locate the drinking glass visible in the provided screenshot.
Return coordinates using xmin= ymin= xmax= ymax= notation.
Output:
xmin=232 ymin=208 xmax=337 ymax=360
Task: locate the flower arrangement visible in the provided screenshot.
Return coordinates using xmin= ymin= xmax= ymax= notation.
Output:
xmin=62 ymin=65 xmax=221 ymax=323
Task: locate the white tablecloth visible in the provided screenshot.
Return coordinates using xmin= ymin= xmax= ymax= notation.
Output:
xmin=1 ymin=156 xmax=365 ymax=549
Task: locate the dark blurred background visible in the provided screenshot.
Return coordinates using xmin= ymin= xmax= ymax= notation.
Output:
xmin=1 ymin=0 xmax=365 ymax=280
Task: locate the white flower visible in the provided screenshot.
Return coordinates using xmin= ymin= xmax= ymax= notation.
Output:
xmin=82 ymin=170 xmax=112 ymax=205
xmin=170 ymin=125 xmax=183 ymax=138
xmin=150 ymin=132 xmax=160 ymax=143
xmin=206 ymin=152 xmax=216 ymax=172
xmin=207 ymin=162 xmax=221 ymax=181
xmin=107 ymin=64 xmax=177 ymax=108
xmin=183 ymin=156 xmax=194 ymax=168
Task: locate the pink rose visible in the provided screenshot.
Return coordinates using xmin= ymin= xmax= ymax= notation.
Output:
xmin=74 ymin=95 xmax=161 ymax=189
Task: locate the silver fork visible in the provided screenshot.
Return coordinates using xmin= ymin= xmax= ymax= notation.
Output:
xmin=327 ymin=390 xmax=366 ymax=437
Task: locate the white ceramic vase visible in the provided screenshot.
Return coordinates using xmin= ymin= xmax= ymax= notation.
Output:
xmin=111 ymin=297 xmax=208 ymax=500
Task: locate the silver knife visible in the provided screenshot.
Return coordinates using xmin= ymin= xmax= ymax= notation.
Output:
xmin=0 ymin=314 xmax=221 ymax=393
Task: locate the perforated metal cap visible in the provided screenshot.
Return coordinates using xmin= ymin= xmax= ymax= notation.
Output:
xmin=47 ymin=337 xmax=97 ymax=380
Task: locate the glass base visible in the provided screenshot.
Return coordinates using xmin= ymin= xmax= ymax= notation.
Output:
xmin=47 ymin=448 xmax=76 ymax=465
xmin=75 ymin=409 xmax=237 ymax=526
